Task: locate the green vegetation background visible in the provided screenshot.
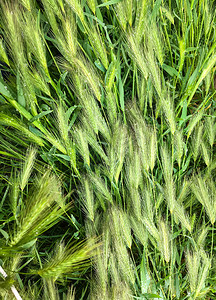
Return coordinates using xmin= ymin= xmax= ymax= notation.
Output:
xmin=0 ymin=0 xmax=216 ymax=299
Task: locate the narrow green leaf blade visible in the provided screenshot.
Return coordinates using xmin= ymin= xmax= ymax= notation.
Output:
xmin=97 ymin=0 xmax=122 ymax=7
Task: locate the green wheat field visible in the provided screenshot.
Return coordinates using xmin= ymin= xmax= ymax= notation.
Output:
xmin=0 ymin=0 xmax=216 ymax=299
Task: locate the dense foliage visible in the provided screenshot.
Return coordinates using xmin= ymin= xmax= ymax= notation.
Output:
xmin=0 ymin=0 xmax=216 ymax=299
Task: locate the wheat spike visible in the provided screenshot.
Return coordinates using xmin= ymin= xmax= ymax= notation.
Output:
xmin=105 ymin=91 xmax=117 ymax=124
xmin=158 ymin=219 xmax=170 ymax=263
xmin=161 ymin=145 xmax=176 ymax=213
xmin=174 ymin=130 xmax=184 ymax=167
xmin=126 ymin=147 xmax=142 ymax=190
xmin=142 ymin=217 xmax=160 ymax=241
xmin=119 ymin=210 xmax=132 ymax=248
xmin=151 ymin=23 xmax=164 ymax=66
xmin=149 ymin=127 xmax=157 ymax=171
xmin=126 ymin=31 xmax=148 ymax=79
xmin=195 ymin=251 xmax=211 ymax=299
xmin=196 ymin=226 xmax=209 ymax=249
xmin=87 ymin=26 xmax=109 ymax=69
xmin=82 ymin=178 xmax=94 ymax=221
xmin=192 ymin=123 xmax=203 ymax=161
xmin=65 ymin=0 xmax=86 ymax=24
xmin=37 ymin=238 xmax=99 ymax=280
xmin=10 ymin=171 xmax=67 ymax=247
xmin=161 ymin=91 xmax=176 ymax=135
xmin=10 ymin=171 xmax=20 ymax=220
xmin=130 ymin=216 xmax=148 ymax=246
xmin=22 ymin=12 xmax=49 ymax=75
xmin=186 ymin=250 xmax=201 ymax=294
xmin=192 ymin=176 xmax=215 ymax=225
xmin=173 ymin=202 xmax=191 ymax=232
xmin=130 ymin=189 xmax=142 ymax=220
xmin=90 ymin=172 xmax=113 ymax=205
xmin=107 ymin=122 xmax=127 ymax=183
xmin=134 ymin=0 xmax=149 ymax=44
xmin=205 ymin=116 xmax=216 ymax=147
xmin=114 ymin=238 xmax=135 ymax=285
xmin=20 ymin=147 xmax=37 ymax=191
xmin=201 ymin=140 xmax=210 ymax=166
xmin=145 ymin=34 xmax=163 ymax=98
xmin=187 ymin=110 xmax=204 ymax=138
xmin=141 ymin=186 xmax=155 ymax=222
xmin=74 ymin=127 xmax=90 ymax=166
xmin=186 ymin=250 xmax=211 ymax=298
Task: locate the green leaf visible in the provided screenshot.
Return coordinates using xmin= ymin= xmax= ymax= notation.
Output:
xmin=19 ymin=239 xmax=37 ymax=250
xmin=68 ymin=113 xmax=79 ymax=131
xmin=187 ymin=66 xmax=199 ymax=88
xmin=60 ymin=71 xmax=68 ymax=84
xmin=54 ymin=154 xmax=71 ymax=161
xmin=140 ymin=252 xmax=151 ymax=294
xmin=175 ymin=274 xmax=180 ymax=298
xmin=97 ymin=0 xmax=122 ymax=8
xmin=95 ymin=6 xmax=104 ymax=24
xmin=151 ymin=0 xmax=162 ymax=22
xmin=0 ymin=229 xmax=9 ymax=241
xmin=119 ymin=77 xmax=124 ymax=111
xmin=94 ymin=59 xmax=106 ymax=72
xmin=0 ymin=95 xmax=6 ymax=103
xmin=37 ymin=95 xmax=55 ymax=102
xmin=29 ymin=126 xmax=45 ymax=138
xmin=0 ymin=78 xmax=13 ymax=98
xmin=65 ymin=106 xmax=79 ymax=122
xmin=143 ymin=293 xmax=162 ymax=299
xmin=185 ymin=47 xmax=198 ymax=52
xmin=162 ymin=64 xmax=181 ymax=78
xmin=181 ymin=153 xmax=192 ymax=173
xmin=29 ymin=110 xmax=53 ymax=123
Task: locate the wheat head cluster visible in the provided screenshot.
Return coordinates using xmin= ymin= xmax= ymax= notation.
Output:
xmin=0 ymin=0 xmax=216 ymax=299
